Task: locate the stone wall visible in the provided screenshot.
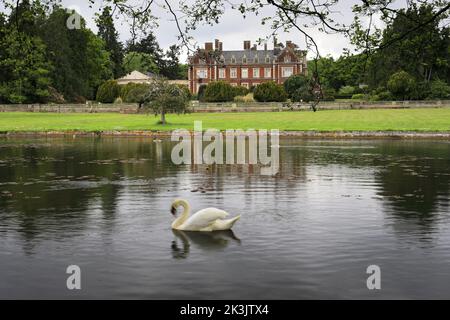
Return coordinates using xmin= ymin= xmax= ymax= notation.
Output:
xmin=0 ymin=103 xmax=138 ymax=113
xmin=1 ymin=100 xmax=449 ymax=114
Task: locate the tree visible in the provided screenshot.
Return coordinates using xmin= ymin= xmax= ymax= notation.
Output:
xmin=284 ymin=74 xmax=312 ymax=102
xmin=160 ymin=45 xmax=181 ymax=79
xmin=96 ymin=6 xmax=124 ymax=78
xmin=387 ymin=71 xmax=416 ymax=100
xmin=122 ymin=52 xmax=159 ymax=75
xmin=365 ymin=3 xmax=450 ymax=87
xmin=0 ymin=2 xmax=51 ymax=103
xmin=143 ymin=78 xmax=189 ymax=124
xmin=126 ymin=32 xmax=164 ymax=68
xmin=0 ymin=28 xmax=51 ymax=103
xmin=39 ymin=7 xmax=112 ymax=101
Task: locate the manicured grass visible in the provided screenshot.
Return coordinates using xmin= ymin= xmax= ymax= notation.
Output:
xmin=0 ymin=108 xmax=449 ymax=132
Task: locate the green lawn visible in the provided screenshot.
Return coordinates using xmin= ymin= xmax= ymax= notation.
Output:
xmin=0 ymin=108 xmax=449 ymax=132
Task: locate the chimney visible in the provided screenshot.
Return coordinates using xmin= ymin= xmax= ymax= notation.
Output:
xmin=251 ymin=44 xmax=257 ymax=51
xmin=244 ymin=40 xmax=251 ymax=50
xmin=273 ymin=36 xmax=278 ymax=48
xmin=205 ymin=42 xmax=213 ymax=51
xmin=219 ymin=42 xmax=223 ymax=51
xmin=215 ymin=39 xmax=220 ymax=50
xmin=264 ymin=43 xmax=268 ymax=51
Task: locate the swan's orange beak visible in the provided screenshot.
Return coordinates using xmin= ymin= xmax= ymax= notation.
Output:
xmin=171 ymin=206 xmax=177 ymax=216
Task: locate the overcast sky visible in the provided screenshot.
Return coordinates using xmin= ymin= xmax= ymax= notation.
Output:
xmin=58 ymin=1 xmax=394 ymax=61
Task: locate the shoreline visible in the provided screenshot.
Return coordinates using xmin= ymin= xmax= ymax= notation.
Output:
xmin=1 ymin=130 xmax=450 ymax=139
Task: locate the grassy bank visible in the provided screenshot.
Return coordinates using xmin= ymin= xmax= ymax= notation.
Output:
xmin=0 ymin=108 xmax=449 ymax=132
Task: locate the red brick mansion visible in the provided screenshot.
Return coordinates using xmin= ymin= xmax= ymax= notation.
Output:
xmin=188 ymin=39 xmax=307 ymax=94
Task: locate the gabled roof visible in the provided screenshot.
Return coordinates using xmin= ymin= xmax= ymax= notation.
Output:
xmin=190 ymin=46 xmax=305 ymax=65
xmin=118 ymin=70 xmax=152 ymax=81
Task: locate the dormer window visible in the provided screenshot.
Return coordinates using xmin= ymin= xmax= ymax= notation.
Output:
xmin=284 ymin=55 xmax=291 ymax=63
xmin=242 ymin=55 xmax=247 ymax=64
xmin=254 ymin=55 xmax=259 ymax=63
xmin=265 ymin=55 xmax=270 ymax=63
xmin=230 ymin=56 xmax=236 ymax=64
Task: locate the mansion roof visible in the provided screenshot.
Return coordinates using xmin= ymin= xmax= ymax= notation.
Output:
xmin=189 ymin=40 xmax=307 ymax=66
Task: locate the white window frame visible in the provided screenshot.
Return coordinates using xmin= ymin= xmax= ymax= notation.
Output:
xmin=196 ymin=68 xmax=208 ymax=79
xmin=231 ymin=56 xmax=236 ymax=64
xmin=284 ymin=55 xmax=291 ymax=63
xmin=241 ymin=83 xmax=249 ymax=89
xmin=253 ymin=68 xmax=260 ymax=78
xmin=254 ymin=55 xmax=259 ymax=63
xmin=242 ymin=55 xmax=247 ymax=64
xmin=218 ymin=68 xmax=226 ymax=79
xmin=264 ymin=68 xmax=271 ymax=78
xmin=230 ymin=68 xmax=237 ymax=78
xmin=265 ymin=56 xmax=270 ymax=63
xmin=281 ymin=67 xmax=294 ymax=78
xmin=241 ymin=68 xmax=249 ymax=79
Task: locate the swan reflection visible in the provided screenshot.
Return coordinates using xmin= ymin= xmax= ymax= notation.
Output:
xmin=171 ymin=229 xmax=241 ymax=259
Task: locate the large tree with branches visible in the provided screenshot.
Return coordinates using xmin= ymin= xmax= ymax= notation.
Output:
xmin=1 ymin=0 xmax=449 ymax=104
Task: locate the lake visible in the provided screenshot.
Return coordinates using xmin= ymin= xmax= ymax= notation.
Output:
xmin=0 ymin=136 xmax=449 ymax=299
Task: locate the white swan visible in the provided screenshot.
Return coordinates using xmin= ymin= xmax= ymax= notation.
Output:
xmin=170 ymin=199 xmax=240 ymax=232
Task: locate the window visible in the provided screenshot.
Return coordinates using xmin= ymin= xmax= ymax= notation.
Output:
xmin=242 ymin=83 xmax=249 ymax=89
xmin=218 ymin=68 xmax=226 ymax=79
xmin=231 ymin=56 xmax=236 ymax=64
xmin=284 ymin=55 xmax=291 ymax=63
xmin=253 ymin=68 xmax=260 ymax=78
xmin=196 ymin=68 xmax=207 ymax=79
xmin=241 ymin=68 xmax=248 ymax=79
xmin=282 ymin=67 xmax=294 ymax=78
xmin=264 ymin=68 xmax=271 ymax=78
xmin=254 ymin=55 xmax=259 ymax=63
xmin=265 ymin=56 xmax=270 ymax=63
xmin=230 ymin=68 xmax=237 ymax=78
xmin=242 ymin=55 xmax=247 ymax=64
xmin=230 ymin=83 xmax=237 ymax=87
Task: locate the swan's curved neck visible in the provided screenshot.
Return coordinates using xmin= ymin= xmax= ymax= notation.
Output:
xmin=172 ymin=200 xmax=190 ymax=229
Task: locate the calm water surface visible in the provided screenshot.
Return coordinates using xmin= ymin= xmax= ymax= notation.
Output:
xmin=0 ymin=137 xmax=450 ymax=299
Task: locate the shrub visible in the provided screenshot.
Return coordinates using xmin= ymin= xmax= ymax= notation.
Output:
xmin=387 ymin=71 xmax=416 ymax=100
xmin=96 ymin=80 xmax=121 ymax=103
xmin=114 ymin=97 xmax=123 ymax=104
xmin=254 ymin=81 xmax=287 ymax=102
xmin=232 ymin=85 xmax=249 ymax=97
xmin=352 ymin=93 xmax=366 ymax=100
xmin=322 ymin=87 xmax=336 ymax=101
xmin=120 ymin=83 xmax=140 ymax=100
xmin=203 ymin=81 xmax=235 ymax=102
xmin=339 ymin=85 xmax=356 ymax=96
xmin=428 ymin=80 xmax=450 ymax=100
xmin=234 ymin=93 xmax=255 ymax=103
xmin=124 ymin=84 xmax=150 ymax=104
xmin=377 ymin=91 xmax=393 ymax=101
xmin=370 ymin=90 xmax=393 ymax=101
xmin=284 ymin=75 xmax=309 ymax=101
